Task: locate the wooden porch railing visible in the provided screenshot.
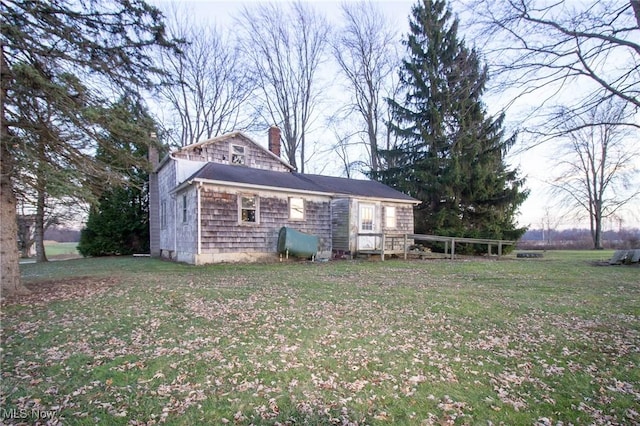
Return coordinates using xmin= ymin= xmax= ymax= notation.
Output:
xmin=357 ymin=233 xmax=517 ymax=261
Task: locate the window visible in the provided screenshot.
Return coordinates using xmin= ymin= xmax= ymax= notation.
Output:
xmin=240 ymin=195 xmax=258 ymax=223
xmin=359 ymin=204 xmax=374 ymax=231
xmin=289 ymin=197 xmax=304 ymax=220
xmin=182 ymin=195 xmax=188 ymax=223
xmin=161 ymin=200 xmax=167 ymax=229
xmin=230 ymin=145 xmax=245 ymax=165
xmin=385 ymin=206 xmax=397 ymax=228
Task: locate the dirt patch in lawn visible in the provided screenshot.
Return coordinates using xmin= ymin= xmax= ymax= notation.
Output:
xmin=1 ymin=276 xmax=120 ymax=306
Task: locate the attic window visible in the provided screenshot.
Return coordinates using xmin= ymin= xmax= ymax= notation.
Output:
xmin=230 ymin=145 xmax=245 ymax=165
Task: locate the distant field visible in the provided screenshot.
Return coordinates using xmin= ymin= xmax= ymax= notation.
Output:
xmin=516 ymin=249 xmax=616 ymax=262
xmin=2 ymin=251 xmax=638 ymax=425
xmin=43 ymin=241 xmax=79 ymax=257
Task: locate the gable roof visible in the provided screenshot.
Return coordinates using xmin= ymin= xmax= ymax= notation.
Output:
xmin=296 ymin=173 xmax=417 ymax=202
xmin=179 ymin=162 xmax=418 ymax=203
xmin=179 ymin=131 xmax=295 ymax=171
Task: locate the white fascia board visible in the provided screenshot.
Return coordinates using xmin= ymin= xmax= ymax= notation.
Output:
xmin=170 ymin=178 xmax=329 ymax=197
xmin=190 ymin=178 xmax=331 ymax=197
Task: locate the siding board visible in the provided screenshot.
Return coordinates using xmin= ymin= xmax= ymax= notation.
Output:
xmin=331 ymin=199 xmax=350 ymax=252
xmin=199 ymin=187 xmax=332 ymax=255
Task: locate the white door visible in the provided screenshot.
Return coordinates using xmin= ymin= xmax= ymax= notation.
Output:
xmin=358 ymin=203 xmax=378 ymax=250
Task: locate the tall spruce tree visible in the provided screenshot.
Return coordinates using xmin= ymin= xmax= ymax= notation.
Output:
xmin=376 ymin=0 xmax=527 ymax=250
xmin=78 ymin=98 xmax=157 ymax=257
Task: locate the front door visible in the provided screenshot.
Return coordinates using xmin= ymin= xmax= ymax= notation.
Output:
xmin=358 ymin=203 xmax=378 ymax=250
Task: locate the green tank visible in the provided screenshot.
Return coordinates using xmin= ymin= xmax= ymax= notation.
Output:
xmin=278 ymin=227 xmax=319 ymax=258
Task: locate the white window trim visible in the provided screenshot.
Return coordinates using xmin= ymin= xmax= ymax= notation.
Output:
xmin=359 ymin=203 xmax=375 ymax=232
xmin=289 ymin=197 xmax=305 ymax=220
xmin=385 ymin=206 xmax=397 ymax=229
xmin=238 ymin=194 xmax=259 ymax=224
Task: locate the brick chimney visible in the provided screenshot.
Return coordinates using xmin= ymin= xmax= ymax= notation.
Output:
xmin=268 ymin=125 xmax=281 ymax=157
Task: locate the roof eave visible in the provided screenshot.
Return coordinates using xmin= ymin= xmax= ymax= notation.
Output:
xmin=173 ymin=177 xmax=420 ymax=204
xmin=332 ymin=193 xmax=421 ymax=204
xmin=172 ymin=177 xmax=331 ymax=197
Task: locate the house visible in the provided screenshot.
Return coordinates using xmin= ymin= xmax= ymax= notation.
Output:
xmin=148 ymin=127 xmax=419 ymax=264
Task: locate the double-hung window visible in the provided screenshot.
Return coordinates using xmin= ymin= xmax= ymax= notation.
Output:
xmin=289 ymin=197 xmax=304 ymax=220
xmin=240 ymin=195 xmax=258 ymax=223
xmin=160 ymin=200 xmax=167 ymax=229
xmin=385 ymin=206 xmax=397 ymax=229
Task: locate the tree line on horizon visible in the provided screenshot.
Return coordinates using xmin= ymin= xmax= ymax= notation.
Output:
xmin=2 ymin=0 xmax=638 ymax=295
xmin=519 ymin=228 xmax=640 ymax=251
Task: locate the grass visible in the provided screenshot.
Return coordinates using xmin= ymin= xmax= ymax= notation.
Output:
xmin=26 ymin=241 xmax=78 ymax=259
xmin=43 ymin=241 xmax=79 ymax=257
xmin=1 ymin=251 xmax=639 ymax=425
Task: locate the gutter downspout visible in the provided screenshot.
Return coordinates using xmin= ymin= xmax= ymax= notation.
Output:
xmin=174 ymin=192 xmax=178 ymax=258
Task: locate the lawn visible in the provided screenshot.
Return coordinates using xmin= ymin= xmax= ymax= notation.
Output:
xmin=43 ymin=241 xmax=79 ymax=257
xmin=1 ymin=252 xmax=639 ymax=425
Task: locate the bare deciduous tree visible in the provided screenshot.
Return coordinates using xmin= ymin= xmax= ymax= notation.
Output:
xmin=332 ymin=1 xmax=399 ymax=173
xmin=539 ymin=207 xmax=562 ymax=247
xmin=237 ymin=2 xmax=329 ymax=172
xmin=327 ymin=126 xmax=366 ymax=178
xmin=550 ymin=99 xmax=639 ymax=249
xmin=465 ymin=0 xmax=640 ymax=134
xmin=158 ymin=7 xmax=254 ymax=146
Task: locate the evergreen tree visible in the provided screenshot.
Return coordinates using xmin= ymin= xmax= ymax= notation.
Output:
xmin=78 ymin=98 xmax=157 ymax=257
xmin=1 ymin=0 xmax=177 ymax=294
xmin=375 ymin=0 xmax=528 ymax=251
xmin=79 ymin=186 xmax=150 ymax=256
